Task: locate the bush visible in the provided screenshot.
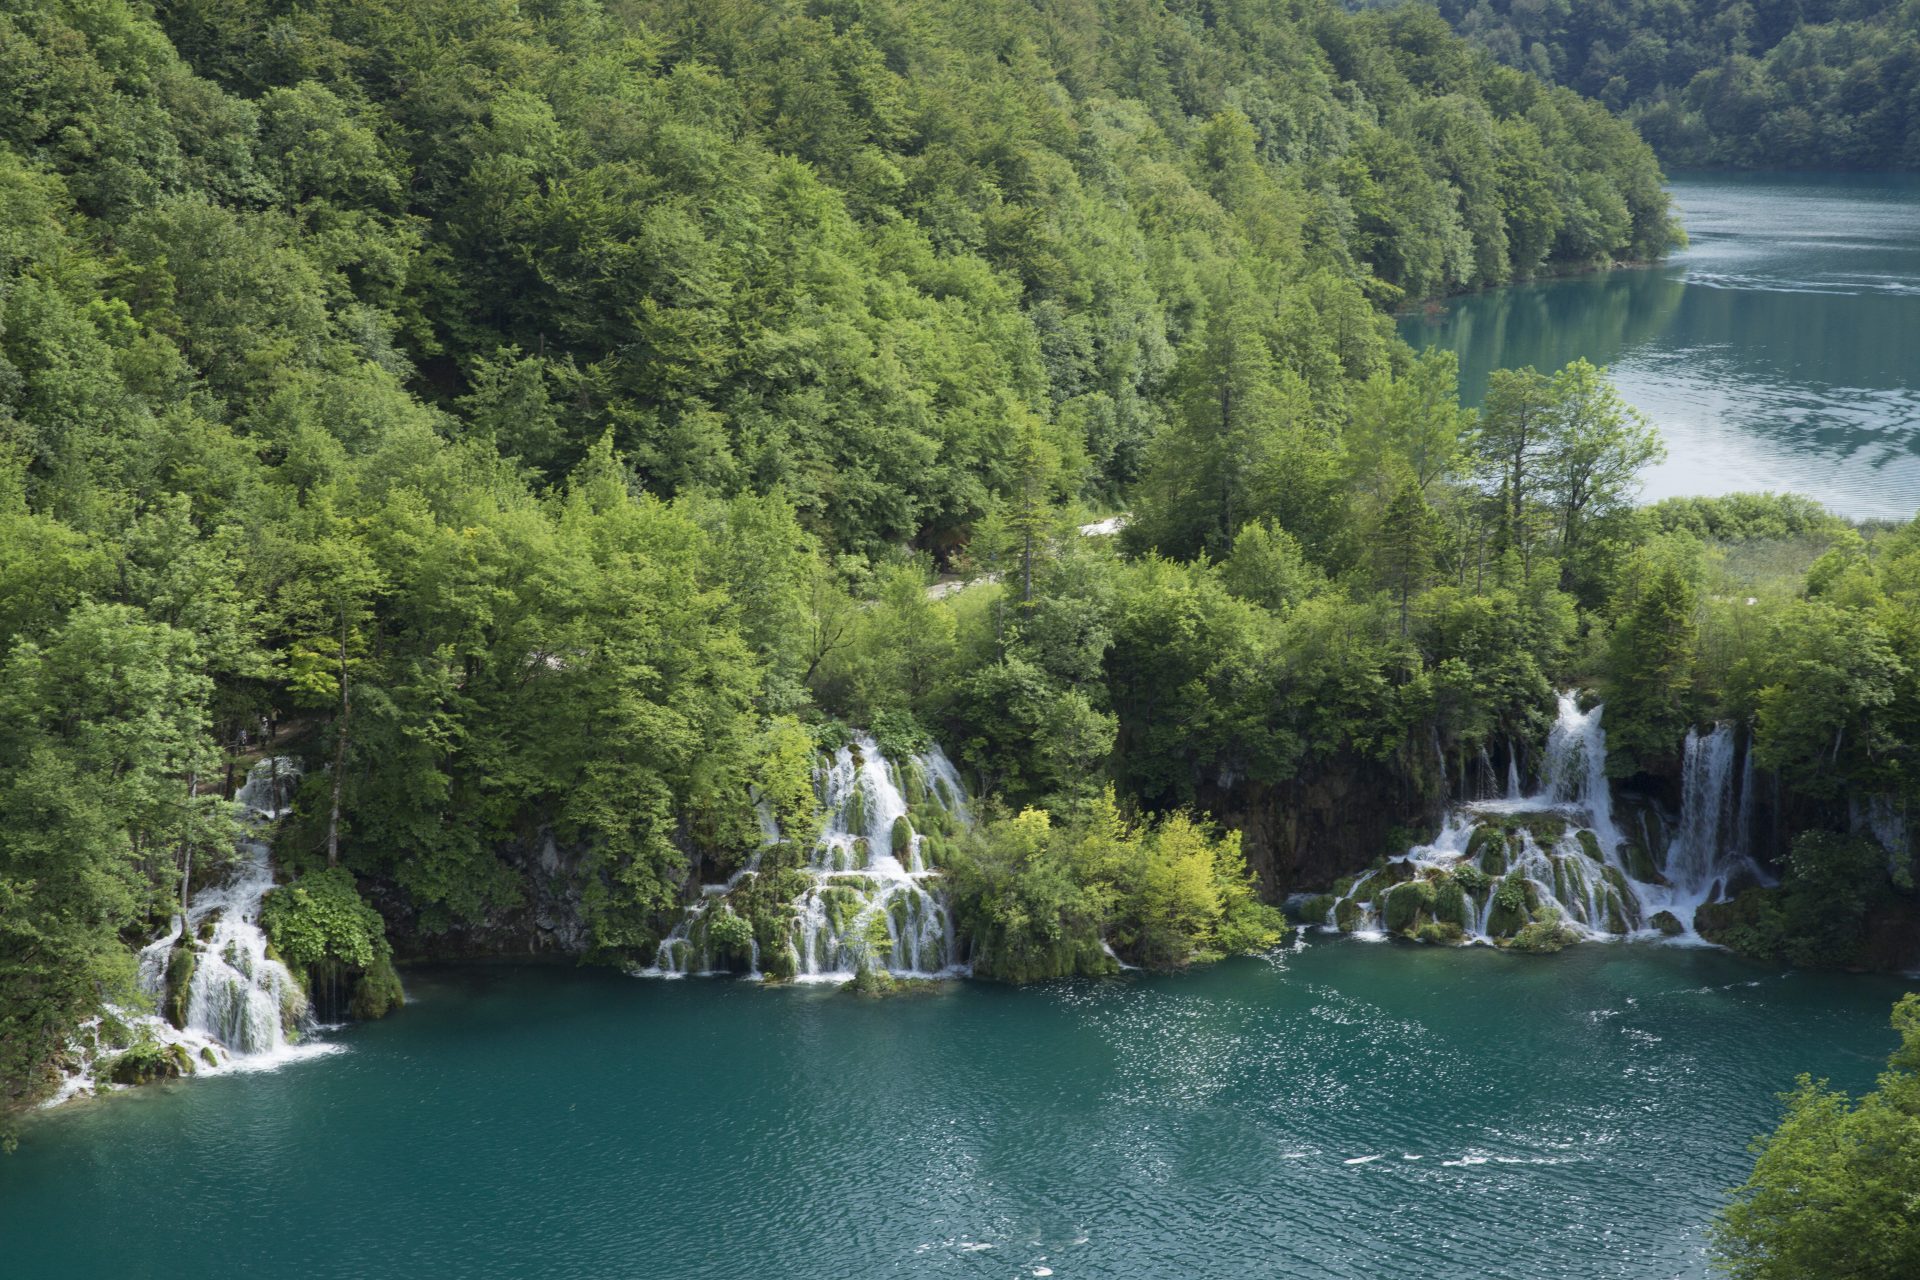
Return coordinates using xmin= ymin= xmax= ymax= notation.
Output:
xmin=260 ymin=867 xmax=400 ymax=1018
xmin=1697 ymin=832 xmax=1894 ymax=967
xmin=1712 ymin=995 xmax=1920 ymax=1279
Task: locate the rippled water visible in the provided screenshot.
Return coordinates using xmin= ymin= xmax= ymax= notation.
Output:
xmin=4 ymin=943 xmax=1911 ymax=1278
xmin=1401 ymin=172 xmax=1920 ymax=521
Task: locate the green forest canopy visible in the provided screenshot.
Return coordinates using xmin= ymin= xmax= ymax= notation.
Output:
xmin=1367 ymin=0 xmax=1920 ymax=168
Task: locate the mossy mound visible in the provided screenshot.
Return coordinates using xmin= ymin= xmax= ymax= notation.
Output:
xmin=163 ymin=940 xmax=196 ymax=1030
xmin=846 ymin=964 xmax=897 ymax=997
xmin=349 ymin=954 xmax=406 ymax=1020
xmin=1451 ymin=862 xmax=1491 ymax=896
xmin=1416 ymin=921 xmax=1467 ymax=946
xmin=106 ymin=1041 xmax=193 ymax=1086
xmin=1296 ymin=894 xmax=1337 ymax=924
xmin=1467 ymin=825 xmax=1511 ymax=876
xmin=1620 ymin=841 xmax=1664 ymax=885
xmin=1432 ymin=877 xmax=1469 ymax=928
xmin=1384 ymin=879 xmax=1436 ymax=934
xmin=1506 ymin=918 xmax=1581 ymax=954
xmin=1649 ymin=910 xmax=1686 ymax=937
xmin=1486 ymin=873 xmax=1534 ymax=938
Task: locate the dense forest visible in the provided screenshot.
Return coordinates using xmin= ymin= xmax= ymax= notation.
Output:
xmin=0 ymin=0 xmax=1913 ymax=1122
xmin=1366 ymin=0 xmax=1920 ymax=168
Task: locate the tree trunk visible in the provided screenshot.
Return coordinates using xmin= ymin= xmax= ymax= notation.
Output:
xmin=1219 ymin=381 xmax=1234 ymax=548
xmin=179 ymin=772 xmax=197 ymax=922
xmin=1022 ymin=526 xmax=1034 ymax=605
xmin=327 ymin=608 xmax=350 ymax=868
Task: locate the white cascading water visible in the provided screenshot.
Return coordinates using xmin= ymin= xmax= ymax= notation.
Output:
xmin=1315 ymin=692 xmax=1764 ymax=947
xmin=48 ymin=758 xmax=338 ymax=1106
xmin=136 ymin=760 xmax=311 ymax=1054
xmin=640 ymin=737 xmax=969 ymax=982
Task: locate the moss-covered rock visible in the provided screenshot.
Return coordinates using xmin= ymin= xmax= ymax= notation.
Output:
xmin=105 ymin=1041 xmax=193 ymax=1086
xmin=163 ymin=940 xmax=196 ymax=1031
xmin=1384 ymin=879 xmax=1436 ymax=934
xmin=1620 ymin=840 xmax=1663 ymax=885
xmin=1486 ymin=872 xmax=1532 ymax=937
xmin=844 ymin=779 xmax=869 ymax=835
xmin=1467 ymin=824 xmax=1508 ymax=876
xmin=1375 ymin=860 xmax=1415 ymax=890
xmin=1598 ymin=867 xmax=1641 ymax=929
xmin=349 ymin=954 xmax=407 ymax=1020
xmin=846 ymin=963 xmax=896 ymax=997
xmin=1296 ymin=894 xmax=1337 ymax=924
xmin=1575 ymin=830 xmax=1604 ymax=862
xmin=1525 ymin=814 xmax=1569 ymax=847
xmin=1416 ymin=921 xmax=1467 ymax=946
xmin=1334 ymin=896 xmax=1362 ymax=933
xmin=1432 ymin=876 xmax=1469 ymax=928
xmin=1649 ymin=910 xmax=1686 ymax=937
xmin=1506 ymin=917 xmax=1581 ymax=954
xmin=1452 ymin=862 xmax=1491 ymax=896
xmin=890 ymin=816 xmax=913 ymax=860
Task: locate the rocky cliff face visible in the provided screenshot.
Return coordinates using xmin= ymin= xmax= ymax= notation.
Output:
xmin=1201 ymin=754 xmax=1444 ymax=898
xmin=371 ymin=829 xmax=596 ymax=960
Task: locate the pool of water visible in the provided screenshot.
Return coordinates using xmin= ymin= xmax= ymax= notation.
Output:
xmin=1401 ymin=171 xmax=1920 ymax=521
xmin=4 ymin=941 xmax=1911 ymax=1278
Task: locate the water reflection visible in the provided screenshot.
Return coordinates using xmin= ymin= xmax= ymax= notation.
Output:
xmin=1401 ymin=173 xmax=1920 ymax=520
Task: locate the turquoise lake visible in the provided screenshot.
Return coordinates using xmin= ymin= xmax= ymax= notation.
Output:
xmin=1401 ymin=172 xmax=1920 ymax=521
xmin=4 ymin=942 xmax=1912 ymax=1279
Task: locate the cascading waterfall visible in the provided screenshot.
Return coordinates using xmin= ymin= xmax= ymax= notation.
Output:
xmin=137 ymin=761 xmax=310 ymax=1054
xmin=639 ymin=737 xmax=970 ymax=983
xmin=49 ymin=758 xmax=334 ymax=1105
xmin=1309 ymin=693 xmax=1766 ymax=949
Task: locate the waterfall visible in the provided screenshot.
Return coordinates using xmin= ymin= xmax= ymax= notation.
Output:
xmin=1668 ymin=725 xmax=1736 ymax=889
xmin=48 ymin=758 xmax=337 ymax=1106
xmin=1312 ymin=693 xmax=1765 ymax=950
xmin=1539 ymin=693 xmax=1618 ymax=853
xmin=137 ymin=760 xmax=310 ymax=1055
xmin=640 ymin=735 xmax=969 ymax=983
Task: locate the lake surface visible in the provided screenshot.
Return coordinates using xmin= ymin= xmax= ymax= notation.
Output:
xmin=5 ymin=942 xmax=1911 ymax=1279
xmin=1401 ymin=172 xmax=1920 ymax=521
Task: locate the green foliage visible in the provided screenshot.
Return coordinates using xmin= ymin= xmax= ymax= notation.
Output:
xmin=1697 ymin=832 xmax=1898 ymax=969
xmin=1412 ymin=0 xmax=1920 ymax=171
xmin=949 ymin=788 xmax=1282 ymax=981
xmin=1604 ymin=537 xmax=1702 ymax=776
xmin=706 ymin=911 xmax=754 ymax=959
xmin=349 ymin=955 xmax=405 ymax=1021
xmin=1384 ymin=879 xmax=1437 ymax=934
xmin=1712 ymin=996 xmax=1920 ymax=1279
xmin=105 ymin=1039 xmax=194 ymax=1087
xmin=259 ymin=867 xmax=396 ymax=1007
